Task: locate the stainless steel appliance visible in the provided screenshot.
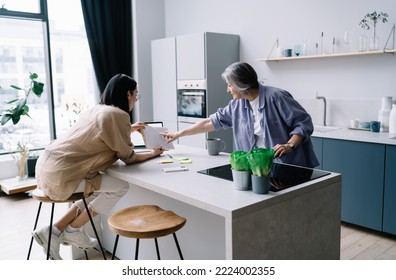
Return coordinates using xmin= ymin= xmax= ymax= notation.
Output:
xmin=177 ymin=80 xmax=207 ymax=119
xmin=177 ymin=79 xmax=208 ymax=149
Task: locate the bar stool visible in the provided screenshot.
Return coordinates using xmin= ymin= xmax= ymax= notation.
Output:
xmin=108 ymin=205 xmax=186 ymax=260
xmin=27 ymin=188 xmax=107 ymax=260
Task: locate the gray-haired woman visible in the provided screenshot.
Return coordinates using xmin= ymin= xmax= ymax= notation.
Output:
xmin=162 ymin=62 xmax=318 ymax=168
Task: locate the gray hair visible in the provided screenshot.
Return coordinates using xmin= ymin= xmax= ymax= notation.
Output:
xmin=221 ymin=62 xmax=259 ymax=95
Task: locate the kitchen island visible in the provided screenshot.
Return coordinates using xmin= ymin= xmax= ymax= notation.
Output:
xmin=100 ymin=144 xmax=341 ymax=260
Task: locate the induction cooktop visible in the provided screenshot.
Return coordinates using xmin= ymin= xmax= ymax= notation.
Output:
xmin=197 ymin=163 xmax=330 ymax=192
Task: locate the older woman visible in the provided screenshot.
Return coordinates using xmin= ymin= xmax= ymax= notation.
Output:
xmin=162 ymin=62 xmax=318 ymax=168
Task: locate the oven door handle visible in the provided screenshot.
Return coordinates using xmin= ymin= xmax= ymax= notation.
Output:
xmin=180 ymin=91 xmax=205 ymax=96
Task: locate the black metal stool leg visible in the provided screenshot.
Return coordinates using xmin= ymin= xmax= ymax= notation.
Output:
xmin=135 ymin=238 xmax=140 ymax=260
xmin=154 ymin=238 xmax=161 ymax=260
xmin=173 ymin=233 xmax=184 ymax=260
xmin=84 ymin=250 xmax=89 ymax=260
xmin=82 ymin=198 xmax=106 ymax=260
xmin=46 ymin=203 xmax=55 ymax=260
xmin=111 ymin=235 xmax=120 ymax=260
xmin=27 ymin=202 xmax=43 ymax=260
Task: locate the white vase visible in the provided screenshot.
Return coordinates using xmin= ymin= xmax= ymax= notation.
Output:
xmin=358 ymin=34 xmax=368 ymax=52
xmin=13 ymin=150 xmax=29 ymax=180
xmin=389 ymin=104 xmax=396 ymax=134
xmin=369 ymin=36 xmax=380 ymax=51
xmin=378 ymin=96 xmax=393 ymax=132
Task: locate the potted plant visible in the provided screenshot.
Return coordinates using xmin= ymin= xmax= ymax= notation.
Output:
xmin=230 ymin=150 xmax=251 ymax=190
xmin=0 ymin=72 xmax=44 ymax=179
xmin=359 ymin=11 xmax=389 ymax=50
xmin=247 ymin=148 xmax=274 ymax=194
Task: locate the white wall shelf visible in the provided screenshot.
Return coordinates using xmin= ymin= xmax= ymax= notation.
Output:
xmin=257 ymin=49 xmax=396 ymax=62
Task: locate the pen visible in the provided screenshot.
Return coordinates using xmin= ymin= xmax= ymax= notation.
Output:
xmin=168 ymin=154 xmax=173 ymax=159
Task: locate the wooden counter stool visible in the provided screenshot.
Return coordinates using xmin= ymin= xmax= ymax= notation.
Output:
xmin=27 ymin=188 xmax=106 ymax=260
xmin=108 ymin=205 xmax=186 ymax=260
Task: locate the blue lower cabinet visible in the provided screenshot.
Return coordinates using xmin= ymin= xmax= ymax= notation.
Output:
xmin=322 ymin=139 xmax=385 ymax=231
xmin=383 ymin=145 xmax=396 ymax=235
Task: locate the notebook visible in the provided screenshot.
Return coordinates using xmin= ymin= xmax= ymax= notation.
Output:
xmin=131 ymin=122 xmax=173 ymax=152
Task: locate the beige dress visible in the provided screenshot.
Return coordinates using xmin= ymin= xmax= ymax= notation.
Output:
xmin=36 ymin=104 xmax=136 ymax=200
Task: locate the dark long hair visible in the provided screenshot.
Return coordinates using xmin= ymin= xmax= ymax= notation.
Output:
xmin=100 ymin=73 xmax=137 ymax=113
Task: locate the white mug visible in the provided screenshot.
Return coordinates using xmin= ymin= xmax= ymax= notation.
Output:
xmin=206 ymin=138 xmax=226 ymax=156
xmin=350 ymin=119 xmax=360 ymax=128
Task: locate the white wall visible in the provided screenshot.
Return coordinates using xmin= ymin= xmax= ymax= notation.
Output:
xmin=157 ymin=0 xmax=396 ymax=126
xmin=132 ymin=0 xmax=165 ymax=122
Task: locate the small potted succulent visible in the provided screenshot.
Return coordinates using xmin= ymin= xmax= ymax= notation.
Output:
xmin=247 ymin=148 xmax=274 ymax=194
xmin=230 ymin=150 xmax=251 ymax=190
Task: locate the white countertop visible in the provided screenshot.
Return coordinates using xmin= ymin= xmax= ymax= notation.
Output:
xmin=313 ymin=126 xmax=396 ymax=145
xmin=106 ymin=144 xmax=340 ymax=219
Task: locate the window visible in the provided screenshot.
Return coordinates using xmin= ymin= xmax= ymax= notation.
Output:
xmin=0 ymin=0 xmax=98 ymax=154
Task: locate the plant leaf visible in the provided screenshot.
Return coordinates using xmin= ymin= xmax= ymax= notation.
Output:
xmin=10 ymin=85 xmax=23 ymax=90
xmin=32 ymin=81 xmax=44 ymax=97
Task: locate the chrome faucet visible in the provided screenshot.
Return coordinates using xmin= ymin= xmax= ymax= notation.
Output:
xmin=316 ymin=93 xmax=327 ymax=126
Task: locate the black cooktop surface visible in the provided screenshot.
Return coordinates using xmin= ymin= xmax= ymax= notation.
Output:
xmin=197 ymin=163 xmax=330 ymax=192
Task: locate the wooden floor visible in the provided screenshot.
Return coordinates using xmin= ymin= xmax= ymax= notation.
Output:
xmin=1 ymin=191 xmax=396 ymax=260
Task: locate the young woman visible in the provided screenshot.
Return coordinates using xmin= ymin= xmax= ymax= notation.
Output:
xmin=32 ymin=74 xmax=164 ymax=260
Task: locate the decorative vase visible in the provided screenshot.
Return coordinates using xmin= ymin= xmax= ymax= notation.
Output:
xmin=389 ymin=104 xmax=396 ymax=135
xmin=378 ymin=96 xmax=392 ymax=132
xmin=251 ymin=175 xmax=271 ymax=194
xmin=358 ymin=34 xmax=368 ymax=52
xmin=369 ymin=36 xmax=380 ymax=51
xmin=13 ymin=149 xmax=29 ymax=180
xmin=231 ymin=169 xmax=251 ymax=191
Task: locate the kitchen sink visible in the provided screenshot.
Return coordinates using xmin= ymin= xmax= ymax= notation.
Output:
xmin=314 ymin=125 xmax=342 ymax=133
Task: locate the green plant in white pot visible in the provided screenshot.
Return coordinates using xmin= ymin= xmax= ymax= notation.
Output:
xmin=0 ymin=72 xmax=44 ymax=179
xmin=247 ymin=148 xmax=274 ymax=194
xmin=230 ymin=150 xmax=251 ymax=190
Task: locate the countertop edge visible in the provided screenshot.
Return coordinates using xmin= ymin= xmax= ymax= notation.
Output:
xmin=313 ymin=127 xmax=396 ymax=145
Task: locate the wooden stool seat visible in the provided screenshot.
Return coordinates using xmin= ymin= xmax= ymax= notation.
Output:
xmin=108 ymin=205 xmax=186 ymax=260
xmin=27 ymin=188 xmax=106 ymax=260
xmin=32 ymin=188 xmax=88 ymax=203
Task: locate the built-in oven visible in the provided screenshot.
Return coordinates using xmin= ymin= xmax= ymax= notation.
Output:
xmin=177 ymin=80 xmax=207 ymax=119
xmin=177 ymin=80 xmax=207 ymax=149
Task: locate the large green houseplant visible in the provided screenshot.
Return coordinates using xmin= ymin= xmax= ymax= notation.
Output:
xmin=0 ymin=72 xmax=44 ymax=179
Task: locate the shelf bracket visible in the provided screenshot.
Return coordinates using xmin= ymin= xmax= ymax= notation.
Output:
xmin=267 ymin=38 xmax=279 ymax=60
xmin=383 ymin=23 xmax=395 ymax=52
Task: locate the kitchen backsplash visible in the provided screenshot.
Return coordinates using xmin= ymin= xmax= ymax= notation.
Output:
xmin=298 ymin=98 xmax=389 ymax=128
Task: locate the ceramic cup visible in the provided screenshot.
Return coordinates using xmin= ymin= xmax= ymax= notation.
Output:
xmin=360 ymin=121 xmax=371 ymax=129
xmin=370 ymin=121 xmax=381 ymax=133
xmin=206 ymin=138 xmax=226 ymax=155
xmin=350 ymin=119 xmax=360 ymax=128
xmin=282 ymin=48 xmax=292 ymax=57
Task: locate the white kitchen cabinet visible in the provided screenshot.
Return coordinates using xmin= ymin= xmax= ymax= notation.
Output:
xmin=176 ymin=33 xmax=205 ymax=80
xmin=151 ymin=37 xmax=178 ymax=131
xmin=152 ymin=33 xmax=239 ymax=152
xmin=177 ymin=120 xmax=206 ymax=149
